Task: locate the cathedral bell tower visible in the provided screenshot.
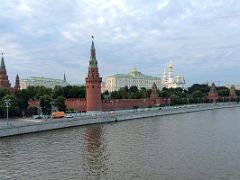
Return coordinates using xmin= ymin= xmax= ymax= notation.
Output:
xmin=85 ymin=37 xmax=102 ymax=112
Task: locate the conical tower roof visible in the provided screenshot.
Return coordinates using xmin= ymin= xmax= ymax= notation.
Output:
xmin=89 ymin=36 xmax=98 ymax=68
xmin=1 ymin=53 xmax=6 ymax=71
xmin=64 ymin=72 xmax=66 ymax=82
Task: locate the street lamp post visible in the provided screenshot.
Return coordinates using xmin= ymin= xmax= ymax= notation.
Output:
xmin=4 ymin=99 xmax=11 ymax=126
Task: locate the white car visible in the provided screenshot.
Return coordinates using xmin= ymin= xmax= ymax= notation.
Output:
xmin=65 ymin=115 xmax=73 ymax=118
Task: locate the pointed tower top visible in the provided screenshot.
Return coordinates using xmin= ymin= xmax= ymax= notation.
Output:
xmin=89 ymin=36 xmax=98 ymax=68
xmin=91 ymin=35 xmax=95 ymax=50
xmin=64 ymin=72 xmax=66 ymax=82
xmin=15 ymin=73 xmax=20 ymax=90
xmin=1 ymin=53 xmax=6 ymax=70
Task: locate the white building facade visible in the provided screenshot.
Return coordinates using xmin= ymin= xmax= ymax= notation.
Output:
xmin=103 ymin=68 xmax=163 ymax=92
xmin=103 ymin=65 xmax=186 ymax=92
xmin=20 ymin=76 xmax=69 ymax=89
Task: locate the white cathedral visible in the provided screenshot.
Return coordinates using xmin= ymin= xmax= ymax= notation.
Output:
xmin=162 ymin=64 xmax=185 ymax=89
xmin=102 ymin=64 xmax=186 ymax=92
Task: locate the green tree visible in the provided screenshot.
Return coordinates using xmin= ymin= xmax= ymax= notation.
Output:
xmin=170 ymin=94 xmax=182 ymax=105
xmin=68 ymin=85 xmax=86 ymax=98
xmin=110 ymin=91 xmax=122 ymax=99
xmin=0 ymin=94 xmax=20 ymax=117
xmin=140 ymin=87 xmax=148 ymax=98
xmin=119 ymin=87 xmax=129 ymax=99
xmin=35 ymin=86 xmax=52 ymax=99
xmin=52 ymin=86 xmax=64 ymax=99
xmin=55 ymin=96 xmax=66 ymax=112
xmin=39 ymin=95 xmax=51 ymax=114
xmin=217 ymin=87 xmax=229 ymax=97
xmin=14 ymin=89 xmax=32 ymax=116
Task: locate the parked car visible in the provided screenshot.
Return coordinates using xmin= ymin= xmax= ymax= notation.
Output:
xmin=65 ymin=114 xmax=73 ymax=118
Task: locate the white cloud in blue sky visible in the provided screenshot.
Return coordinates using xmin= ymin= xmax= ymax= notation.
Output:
xmin=0 ymin=0 xmax=240 ymax=85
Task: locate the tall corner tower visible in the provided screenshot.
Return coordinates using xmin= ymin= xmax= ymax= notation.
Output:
xmin=86 ymin=37 xmax=102 ymax=112
xmin=0 ymin=53 xmax=11 ymax=89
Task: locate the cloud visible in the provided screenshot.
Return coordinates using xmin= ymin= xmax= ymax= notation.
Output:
xmin=0 ymin=0 xmax=240 ymax=86
xmin=157 ymin=0 xmax=169 ymax=11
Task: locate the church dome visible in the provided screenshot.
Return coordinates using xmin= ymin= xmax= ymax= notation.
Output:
xmin=129 ymin=68 xmax=143 ymax=77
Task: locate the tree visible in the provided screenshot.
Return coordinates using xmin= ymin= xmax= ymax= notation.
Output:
xmin=14 ymin=89 xmax=32 ymax=116
xmin=68 ymin=85 xmax=86 ymax=98
xmin=39 ymin=95 xmax=51 ymax=114
xmin=140 ymin=87 xmax=149 ymax=98
xmin=119 ymin=87 xmax=129 ymax=99
xmin=110 ymin=91 xmax=122 ymax=99
xmin=129 ymin=86 xmax=138 ymax=94
xmin=102 ymin=90 xmax=110 ymax=100
xmin=217 ymin=87 xmax=229 ymax=97
xmin=0 ymin=94 xmax=20 ymax=117
xmin=170 ymin=94 xmax=182 ymax=105
xmin=35 ymin=86 xmax=52 ymax=99
xmin=188 ymin=84 xmax=209 ymax=96
xmin=55 ymin=96 xmax=66 ymax=112
xmin=52 ymin=86 xmax=64 ymax=99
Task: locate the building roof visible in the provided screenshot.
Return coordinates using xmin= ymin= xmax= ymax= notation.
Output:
xmin=21 ymin=76 xmax=66 ymax=83
xmin=106 ymin=68 xmax=161 ymax=80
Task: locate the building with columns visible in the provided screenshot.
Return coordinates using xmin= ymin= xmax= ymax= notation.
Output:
xmin=102 ymin=64 xmax=186 ymax=92
xmin=103 ymin=68 xmax=163 ymax=92
xmin=20 ymin=75 xmax=68 ymax=89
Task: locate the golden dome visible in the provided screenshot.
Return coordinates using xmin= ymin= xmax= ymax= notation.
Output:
xmin=169 ymin=64 xmax=173 ymax=68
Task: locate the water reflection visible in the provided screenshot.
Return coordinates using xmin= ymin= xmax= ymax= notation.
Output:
xmin=82 ymin=125 xmax=109 ymax=179
xmin=1 ymin=108 xmax=240 ymax=179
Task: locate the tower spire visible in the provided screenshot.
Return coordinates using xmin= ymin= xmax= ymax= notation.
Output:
xmin=15 ymin=74 xmax=20 ymax=90
xmin=1 ymin=53 xmax=6 ymax=70
xmin=64 ymin=72 xmax=66 ymax=82
xmin=89 ymin=35 xmax=98 ymax=68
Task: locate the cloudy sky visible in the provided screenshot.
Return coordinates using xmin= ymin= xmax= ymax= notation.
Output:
xmin=0 ymin=0 xmax=240 ymax=86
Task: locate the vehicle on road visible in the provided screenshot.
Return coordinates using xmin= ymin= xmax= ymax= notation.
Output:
xmin=52 ymin=111 xmax=65 ymax=119
xmin=65 ymin=114 xmax=73 ymax=118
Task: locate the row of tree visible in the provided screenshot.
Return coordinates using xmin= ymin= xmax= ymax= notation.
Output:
xmin=0 ymin=85 xmax=86 ymax=117
xmin=0 ymin=84 xmax=239 ymax=117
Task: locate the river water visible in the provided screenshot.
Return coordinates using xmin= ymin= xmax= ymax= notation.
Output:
xmin=1 ymin=107 xmax=240 ymax=180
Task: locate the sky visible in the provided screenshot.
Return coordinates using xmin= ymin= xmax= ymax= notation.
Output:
xmin=0 ymin=0 xmax=240 ymax=86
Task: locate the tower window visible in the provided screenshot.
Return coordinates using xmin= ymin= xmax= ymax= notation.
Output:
xmin=92 ymin=85 xmax=94 ymax=88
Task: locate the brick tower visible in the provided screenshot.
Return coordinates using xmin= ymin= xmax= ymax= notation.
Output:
xmin=150 ymin=83 xmax=158 ymax=99
xmin=14 ymin=74 xmax=20 ymax=91
xmin=208 ymin=82 xmax=218 ymax=103
xmin=86 ymin=37 xmax=102 ymax=112
xmin=0 ymin=53 xmax=11 ymax=89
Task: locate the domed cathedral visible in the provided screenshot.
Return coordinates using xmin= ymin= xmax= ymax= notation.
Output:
xmin=161 ymin=64 xmax=186 ymax=89
xmin=85 ymin=37 xmax=102 ymax=112
xmin=0 ymin=53 xmax=20 ymax=92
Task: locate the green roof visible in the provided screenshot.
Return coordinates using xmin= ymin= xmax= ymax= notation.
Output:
xmin=107 ymin=68 xmax=161 ymax=80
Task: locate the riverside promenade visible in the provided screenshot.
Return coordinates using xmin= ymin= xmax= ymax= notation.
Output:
xmin=0 ymin=102 xmax=240 ymax=138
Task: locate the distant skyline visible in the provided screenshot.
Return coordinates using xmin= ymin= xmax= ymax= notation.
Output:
xmin=0 ymin=0 xmax=240 ymax=86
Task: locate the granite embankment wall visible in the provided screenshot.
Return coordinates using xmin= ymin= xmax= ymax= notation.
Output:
xmin=1 ymin=103 xmax=239 ymax=138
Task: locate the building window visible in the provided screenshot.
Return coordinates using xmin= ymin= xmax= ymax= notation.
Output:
xmin=92 ymin=85 xmax=94 ymax=88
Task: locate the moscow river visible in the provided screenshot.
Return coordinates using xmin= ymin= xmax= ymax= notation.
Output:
xmin=1 ymin=107 xmax=240 ymax=179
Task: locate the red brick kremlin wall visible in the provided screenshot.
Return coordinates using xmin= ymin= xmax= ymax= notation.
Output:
xmin=28 ymin=97 xmax=169 ymax=112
